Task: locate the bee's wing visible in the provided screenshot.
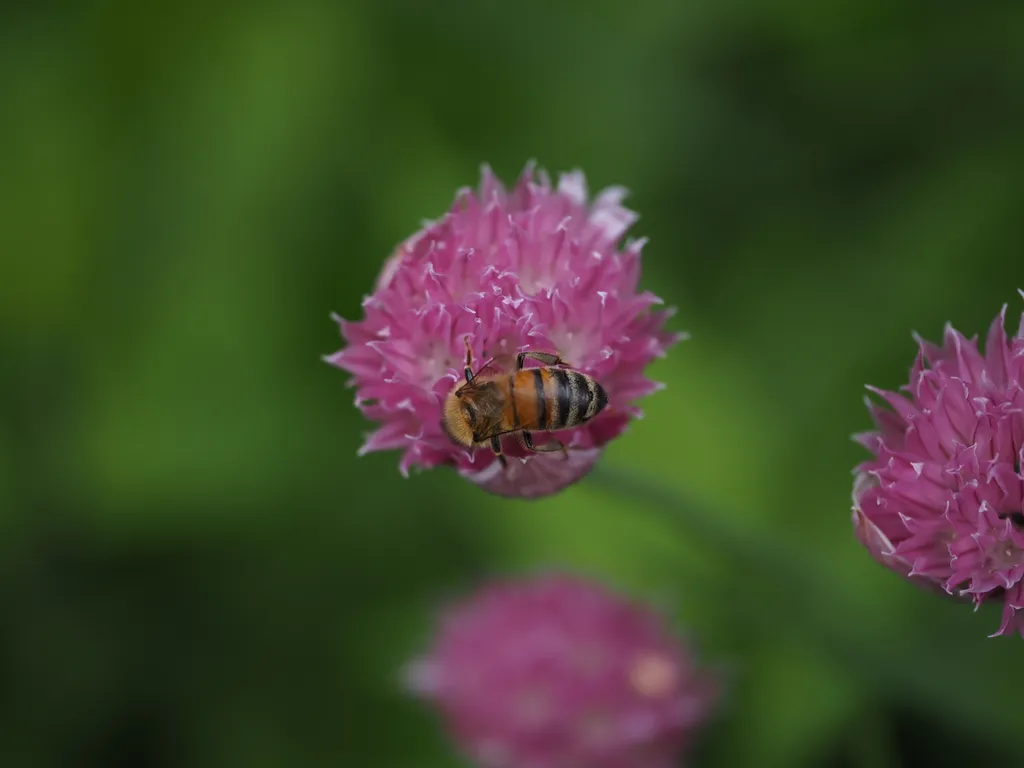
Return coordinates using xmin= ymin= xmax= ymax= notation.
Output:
xmin=470 ymin=353 xmax=516 ymax=380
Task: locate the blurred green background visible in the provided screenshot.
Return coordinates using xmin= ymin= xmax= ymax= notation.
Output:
xmin=3 ymin=1 xmax=1024 ymax=766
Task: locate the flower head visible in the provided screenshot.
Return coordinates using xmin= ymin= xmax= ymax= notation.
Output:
xmin=325 ymin=162 xmax=680 ymax=498
xmin=406 ymin=573 xmax=717 ymax=768
xmin=853 ymin=295 xmax=1024 ymax=636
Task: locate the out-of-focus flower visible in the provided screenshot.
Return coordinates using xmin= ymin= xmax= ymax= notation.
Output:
xmin=405 ymin=573 xmax=717 ymax=768
xmin=325 ymin=162 xmax=681 ymax=498
xmin=853 ymin=296 xmax=1024 ymax=637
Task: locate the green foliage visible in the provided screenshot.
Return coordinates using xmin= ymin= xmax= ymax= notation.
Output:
xmin=3 ymin=1 xmax=1024 ymax=766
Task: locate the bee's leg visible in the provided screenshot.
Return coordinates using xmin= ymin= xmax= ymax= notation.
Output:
xmin=516 ymin=351 xmax=573 ymax=370
xmin=520 ymin=431 xmax=569 ymax=460
xmin=490 ymin=435 xmax=508 ymax=469
xmin=463 ymin=335 xmax=476 ymax=382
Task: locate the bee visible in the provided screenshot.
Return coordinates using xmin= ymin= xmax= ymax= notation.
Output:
xmin=441 ymin=335 xmax=609 ymax=468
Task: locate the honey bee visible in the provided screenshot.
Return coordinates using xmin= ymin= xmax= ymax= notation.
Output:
xmin=441 ymin=335 xmax=609 ymax=468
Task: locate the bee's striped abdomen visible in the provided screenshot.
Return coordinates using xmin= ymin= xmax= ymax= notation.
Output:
xmin=533 ymin=367 xmax=608 ymax=431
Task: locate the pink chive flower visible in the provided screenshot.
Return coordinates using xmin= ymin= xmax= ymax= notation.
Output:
xmin=324 ymin=162 xmax=681 ymax=498
xmin=852 ymin=295 xmax=1024 ymax=637
xmin=405 ymin=573 xmax=717 ymax=768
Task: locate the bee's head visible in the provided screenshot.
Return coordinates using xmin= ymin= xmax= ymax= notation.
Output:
xmin=441 ymin=389 xmax=475 ymax=447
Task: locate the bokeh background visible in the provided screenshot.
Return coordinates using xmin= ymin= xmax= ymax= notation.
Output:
xmin=4 ymin=1 xmax=1024 ymax=766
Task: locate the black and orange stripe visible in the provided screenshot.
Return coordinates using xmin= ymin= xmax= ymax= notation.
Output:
xmin=501 ymin=366 xmax=608 ymax=434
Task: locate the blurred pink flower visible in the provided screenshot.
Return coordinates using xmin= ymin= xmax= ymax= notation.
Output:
xmin=853 ymin=296 xmax=1024 ymax=637
xmin=406 ymin=573 xmax=717 ymax=768
xmin=325 ymin=162 xmax=681 ymax=498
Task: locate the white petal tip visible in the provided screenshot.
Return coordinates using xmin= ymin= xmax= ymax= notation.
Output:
xmin=402 ymin=658 xmax=441 ymax=696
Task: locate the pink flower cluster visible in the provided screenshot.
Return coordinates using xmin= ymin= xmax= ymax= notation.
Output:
xmin=853 ymin=299 xmax=1024 ymax=636
xmin=407 ymin=573 xmax=717 ymax=768
xmin=325 ymin=163 xmax=680 ymax=498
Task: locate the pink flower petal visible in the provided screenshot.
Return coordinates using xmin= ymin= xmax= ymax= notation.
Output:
xmin=854 ymin=296 xmax=1024 ymax=636
xmin=408 ymin=574 xmax=717 ymax=766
